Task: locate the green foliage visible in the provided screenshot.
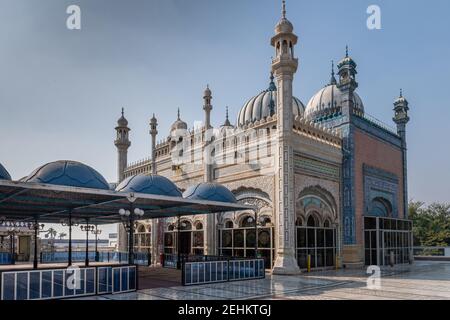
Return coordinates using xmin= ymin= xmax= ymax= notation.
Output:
xmin=409 ymin=201 xmax=450 ymax=247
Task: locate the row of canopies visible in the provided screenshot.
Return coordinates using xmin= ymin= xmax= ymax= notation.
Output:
xmin=0 ymin=161 xmax=250 ymax=225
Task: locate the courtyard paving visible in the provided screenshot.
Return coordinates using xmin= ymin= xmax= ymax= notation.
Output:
xmin=76 ymin=261 xmax=450 ymax=300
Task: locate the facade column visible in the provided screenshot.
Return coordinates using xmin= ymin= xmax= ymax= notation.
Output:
xmin=203 ymin=86 xmax=216 ymax=256
xmin=149 ymin=114 xmax=161 ymax=265
xmin=271 ymin=1 xmax=300 ymax=275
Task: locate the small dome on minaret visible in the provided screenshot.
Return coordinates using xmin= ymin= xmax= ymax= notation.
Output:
xmin=204 ymin=85 xmax=212 ymax=98
xmin=275 ymin=0 xmax=293 ymax=34
xmin=117 ymin=108 xmax=129 ymax=127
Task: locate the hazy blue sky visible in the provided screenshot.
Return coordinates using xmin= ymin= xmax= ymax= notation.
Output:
xmin=1 ymin=0 xmax=449 ymax=237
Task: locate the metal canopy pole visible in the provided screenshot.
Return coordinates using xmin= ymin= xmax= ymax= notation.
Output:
xmin=177 ymin=215 xmax=181 ymax=269
xmin=84 ymin=220 xmax=90 ymax=267
xmin=128 ymin=204 xmax=135 ymax=265
xmin=10 ymin=234 xmax=15 ymax=265
xmin=33 ymin=218 xmax=39 ymax=269
xmin=68 ymin=210 xmax=73 ymax=266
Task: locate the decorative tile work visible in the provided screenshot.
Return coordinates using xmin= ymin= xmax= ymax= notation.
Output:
xmin=341 ymin=123 xmax=356 ymax=245
xmin=294 ymin=154 xmax=340 ymax=181
xmin=363 ymin=164 xmax=399 ymax=217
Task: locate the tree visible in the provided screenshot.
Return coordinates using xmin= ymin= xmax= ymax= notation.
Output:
xmin=409 ymin=201 xmax=450 ymax=247
xmin=58 ymin=232 xmax=67 ymax=240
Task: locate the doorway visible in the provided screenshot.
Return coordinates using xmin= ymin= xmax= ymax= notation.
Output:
xmin=179 ymin=232 xmax=191 ymax=255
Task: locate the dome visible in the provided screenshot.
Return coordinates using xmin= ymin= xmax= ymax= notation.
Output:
xmin=116 ymin=174 xmax=182 ymax=197
xmin=117 ymin=108 xmax=128 ymax=127
xmin=0 ymin=163 xmax=11 ymax=180
xmin=305 ymin=84 xmax=364 ymax=120
xmin=275 ymin=18 xmax=293 ymax=34
xmin=171 ymin=109 xmax=188 ymax=132
xmin=204 ymin=85 xmax=212 ymax=97
xmin=237 ymin=79 xmax=305 ymax=127
xmin=24 ymin=160 xmax=109 ymax=190
xmin=183 ymin=183 xmax=237 ymax=203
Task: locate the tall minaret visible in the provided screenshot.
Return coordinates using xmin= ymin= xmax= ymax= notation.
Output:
xmin=203 ymin=85 xmax=212 ymax=130
xmin=271 ymin=0 xmax=300 ymax=275
xmin=203 ymin=86 xmax=215 ymax=255
xmin=393 ymin=90 xmax=410 ymax=218
xmin=114 ymin=108 xmax=131 ymax=183
xmin=149 ymin=114 xmax=158 ymax=174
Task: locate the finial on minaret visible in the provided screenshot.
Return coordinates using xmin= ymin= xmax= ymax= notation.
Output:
xmin=400 ymin=88 xmax=403 ymax=98
xmin=282 ymin=0 xmax=286 ymax=18
xmin=330 ymin=60 xmax=337 ymax=85
xmin=121 ymin=107 xmax=124 ymax=116
xmin=345 ymin=45 xmax=349 ymax=58
xmin=269 ymin=72 xmax=277 ymax=91
xmin=177 ymin=108 xmax=180 ymax=120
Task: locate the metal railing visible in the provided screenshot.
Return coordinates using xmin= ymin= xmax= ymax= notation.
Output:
xmin=97 ymin=265 xmax=137 ymax=295
xmin=413 ymin=247 xmax=450 ymax=257
xmin=353 ymin=112 xmax=398 ymax=135
xmin=162 ymin=253 xmax=179 ymax=269
xmin=182 ymin=258 xmax=265 ymax=286
xmin=0 ymin=264 xmax=137 ymax=300
xmin=40 ymin=251 xmax=150 ymax=266
xmin=0 ymin=252 xmax=12 ymax=265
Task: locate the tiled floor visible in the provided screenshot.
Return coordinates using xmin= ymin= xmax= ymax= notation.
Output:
xmin=75 ymin=261 xmax=450 ymax=300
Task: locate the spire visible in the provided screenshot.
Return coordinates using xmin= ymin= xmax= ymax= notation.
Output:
xmin=177 ymin=108 xmax=180 ymax=120
xmin=282 ymin=0 xmax=286 ymax=19
xmin=399 ymin=88 xmax=403 ymax=98
xmin=121 ymin=107 xmax=124 ymax=117
xmin=223 ymin=106 xmax=231 ymax=127
xmin=345 ymin=45 xmax=349 ymax=58
xmin=330 ymin=60 xmax=337 ymax=85
xmin=268 ymin=72 xmax=277 ymax=91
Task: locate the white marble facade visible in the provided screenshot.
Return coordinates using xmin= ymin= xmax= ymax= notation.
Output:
xmin=116 ymin=2 xmax=344 ymax=273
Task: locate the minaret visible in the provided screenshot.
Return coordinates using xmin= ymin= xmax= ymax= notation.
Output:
xmin=203 ymin=86 xmax=215 ymax=256
xmin=337 ymin=46 xmax=358 ymax=117
xmin=393 ymin=89 xmax=410 ymax=218
xmin=271 ymin=0 xmax=300 ymax=275
xmin=149 ymin=114 xmax=158 ymax=174
xmin=203 ymin=85 xmax=212 ymax=129
xmin=114 ymin=108 xmax=131 ymax=183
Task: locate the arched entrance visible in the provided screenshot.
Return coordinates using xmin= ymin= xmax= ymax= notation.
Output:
xmin=295 ymin=191 xmax=338 ymax=270
xmin=218 ymin=214 xmax=274 ymax=269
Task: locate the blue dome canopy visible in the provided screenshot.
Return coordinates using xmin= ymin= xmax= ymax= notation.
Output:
xmin=183 ymin=183 xmax=237 ymax=203
xmin=0 ymin=163 xmax=12 ymax=180
xmin=25 ymin=160 xmax=109 ymax=190
xmin=116 ymin=174 xmax=182 ymax=197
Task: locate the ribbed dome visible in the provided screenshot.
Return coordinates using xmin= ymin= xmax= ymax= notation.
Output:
xmin=237 ymin=76 xmax=305 ymax=127
xmin=183 ymin=183 xmax=237 ymax=203
xmin=116 ymin=174 xmax=182 ymax=197
xmin=25 ymin=160 xmax=109 ymax=190
xmin=0 ymin=163 xmax=11 ymax=180
xmin=171 ymin=109 xmax=188 ymax=132
xmin=305 ymin=84 xmax=364 ymax=120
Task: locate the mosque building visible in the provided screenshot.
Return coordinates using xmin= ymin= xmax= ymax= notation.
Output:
xmin=115 ymin=1 xmax=412 ymax=273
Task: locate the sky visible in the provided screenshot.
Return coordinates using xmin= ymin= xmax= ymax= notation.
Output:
xmin=1 ymin=0 xmax=449 ymax=238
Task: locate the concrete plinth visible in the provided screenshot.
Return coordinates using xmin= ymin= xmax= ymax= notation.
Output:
xmin=272 ymin=251 xmax=301 ymax=275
